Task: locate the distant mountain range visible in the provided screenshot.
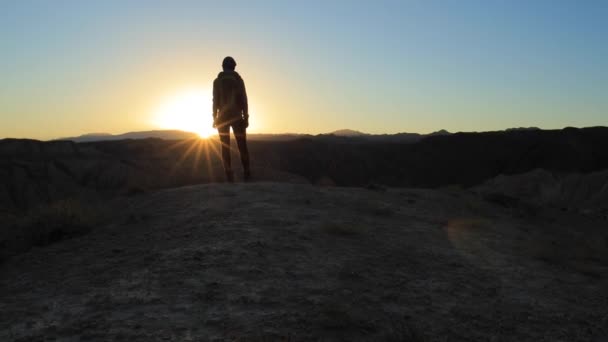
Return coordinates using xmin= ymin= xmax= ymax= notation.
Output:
xmin=57 ymin=127 xmax=546 ymax=143
xmin=59 ymin=129 xmax=454 ymax=143
xmin=59 ymin=130 xmax=199 ymax=142
xmin=317 ymin=128 xmax=452 ymax=143
xmin=328 ymin=129 xmax=369 ymax=137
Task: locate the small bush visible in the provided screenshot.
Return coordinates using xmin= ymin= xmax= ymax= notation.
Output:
xmin=26 ymin=199 xmax=100 ymax=247
xmin=0 ymin=198 xmax=105 ymax=262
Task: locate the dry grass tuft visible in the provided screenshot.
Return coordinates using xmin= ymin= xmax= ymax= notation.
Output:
xmin=26 ymin=199 xmax=102 ymax=246
xmin=0 ymin=199 xmax=107 ymax=261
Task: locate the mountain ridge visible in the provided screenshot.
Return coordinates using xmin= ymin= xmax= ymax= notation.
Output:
xmin=54 ymin=127 xmax=567 ymax=143
xmin=58 ymin=128 xmax=454 ymax=143
xmin=58 ymin=130 xmax=199 ymax=142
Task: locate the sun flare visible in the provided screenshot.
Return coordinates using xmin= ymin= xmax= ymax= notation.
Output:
xmin=152 ymin=88 xmax=215 ymax=138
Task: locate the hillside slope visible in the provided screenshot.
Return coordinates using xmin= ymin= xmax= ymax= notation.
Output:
xmin=1 ymin=183 xmax=606 ymax=341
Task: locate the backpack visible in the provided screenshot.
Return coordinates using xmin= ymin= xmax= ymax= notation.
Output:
xmin=216 ymin=73 xmax=244 ymax=117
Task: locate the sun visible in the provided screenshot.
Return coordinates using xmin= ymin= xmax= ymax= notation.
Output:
xmin=152 ymin=88 xmax=215 ymax=138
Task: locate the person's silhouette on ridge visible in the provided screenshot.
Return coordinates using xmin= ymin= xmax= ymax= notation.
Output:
xmin=212 ymin=56 xmax=251 ymax=182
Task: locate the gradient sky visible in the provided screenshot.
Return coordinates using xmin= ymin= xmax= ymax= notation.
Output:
xmin=1 ymin=0 xmax=607 ymax=140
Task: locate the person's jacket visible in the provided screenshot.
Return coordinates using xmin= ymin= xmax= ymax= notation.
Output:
xmin=212 ymin=71 xmax=248 ymax=125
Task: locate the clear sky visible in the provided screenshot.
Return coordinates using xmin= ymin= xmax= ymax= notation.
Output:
xmin=1 ymin=0 xmax=607 ymax=139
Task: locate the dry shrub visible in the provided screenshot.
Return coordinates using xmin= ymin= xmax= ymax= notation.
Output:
xmin=26 ymin=199 xmax=102 ymax=246
xmin=0 ymin=198 xmax=106 ymax=261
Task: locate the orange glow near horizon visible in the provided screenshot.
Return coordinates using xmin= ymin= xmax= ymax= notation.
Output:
xmin=152 ymin=88 xmax=216 ymax=138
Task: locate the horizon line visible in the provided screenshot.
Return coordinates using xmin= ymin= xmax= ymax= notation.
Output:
xmin=3 ymin=125 xmax=608 ymax=142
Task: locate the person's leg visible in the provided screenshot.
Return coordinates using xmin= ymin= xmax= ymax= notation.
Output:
xmin=217 ymin=125 xmax=234 ymax=182
xmin=232 ymin=120 xmax=251 ymax=181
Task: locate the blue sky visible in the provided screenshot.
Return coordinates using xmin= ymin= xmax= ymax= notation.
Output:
xmin=1 ymin=0 xmax=606 ymax=139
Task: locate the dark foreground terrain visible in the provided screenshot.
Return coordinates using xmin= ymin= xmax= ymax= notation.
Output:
xmin=1 ymin=183 xmax=607 ymax=341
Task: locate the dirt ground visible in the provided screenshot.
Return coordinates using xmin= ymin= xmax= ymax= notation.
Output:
xmin=1 ymin=182 xmax=607 ymax=341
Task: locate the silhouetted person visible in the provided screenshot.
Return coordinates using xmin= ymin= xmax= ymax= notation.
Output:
xmin=212 ymin=56 xmax=251 ymax=182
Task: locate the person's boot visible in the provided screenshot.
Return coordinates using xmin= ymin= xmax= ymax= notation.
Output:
xmin=243 ymin=169 xmax=252 ymax=182
xmin=225 ymin=170 xmax=234 ymax=183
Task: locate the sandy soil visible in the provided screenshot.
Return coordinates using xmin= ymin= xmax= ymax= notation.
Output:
xmin=1 ymin=182 xmax=607 ymax=341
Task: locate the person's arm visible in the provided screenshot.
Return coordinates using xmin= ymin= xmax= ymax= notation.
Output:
xmin=212 ymin=79 xmax=219 ymax=127
xmin=241 ymin=78 xmax=249 ymax=126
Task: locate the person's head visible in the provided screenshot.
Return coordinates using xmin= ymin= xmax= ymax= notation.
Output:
xmin=222 ymin=56 xmax=237 ymax=71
